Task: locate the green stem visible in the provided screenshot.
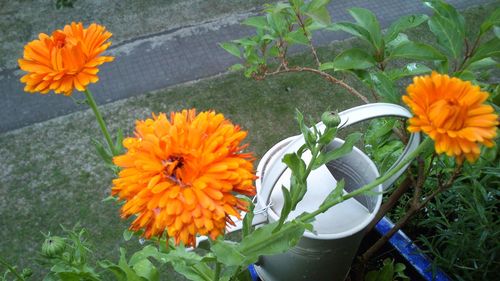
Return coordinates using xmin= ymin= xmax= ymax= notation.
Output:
xmin=300 ymin=137 xmax=433 ymax=222
xmin=0 ymin=257 xmax=25 ymax=280
xmin=84 ymin=89 xmax=116 ymax=155
xmin=213 ymin=262 xmax=221 ymax=281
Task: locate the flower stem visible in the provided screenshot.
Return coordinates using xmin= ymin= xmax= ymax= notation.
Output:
xmin=300 ymin=137 xmax=433 ymax=223
xmin=213 ymin=262 xmax=221 ymax=281
xmin=84 ymin=89 xmax=116 ymax=155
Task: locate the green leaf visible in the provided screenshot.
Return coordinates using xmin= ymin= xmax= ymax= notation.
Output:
xmin=295 ymin=109 xmax=315 ymax=149
xmin=132 ymin=259 xmax=159 ymax=281
xmin=92 ymin=139 xmax=113 ymax=165
xmin=467 ymin=37 xmax=500 ymax=65
xmin=332 ymin=48 xmax=376 ymax=70
xmin=319 ymin=179 xmax=345 ymax=209
xmin=220 ymin=42 xmax=241 ymax=58
xmin=213 ymin=220 xmax=306 ymax=268
xmin=242 ymin=199 xmax=254 ymax=238
xmin=385 ymin=33 xmax=410 ymax=51
xmin=305 ymin=7 xmax=331 ymax=26
xmin=389 ymin=41 xmax=446 ymax=61
xmin=348 ymin=7 xmax=384 ymax=51
xmin=318 ymin=126 xmax=337 ymax=146
xmin=384 ymin=14 xmax=429 ymax=42
xmin=307 ymin=0 xmax=330 ymax=11
xmin=424 ymin=0 xmax=465 ymax=58
xmin=494 ymin=26 xmax=500 ymax=38
xmin=266 ymin=7 xmax=290 ymax=36
xmin=114 ymin=128 xmax=124 ymax=155
xmin=480 ymin=8 xmax=500 ymax=35
xmin=282 ymin=153 xmax=306 ymax=179
xmin=277 ymin=185 xmax=293 ymax=228
xmin=285 ymin=29 xmax=309 ymax=45
xmin=386 ymin=63 xmax=432 ymax=80
xmin=369 ymin=72 xmax=400 ymax=104
xmin=313 ymin=132 xmax=362 ymax=169
xmin=229 ymin=63 xmax=245 ymax=72
xmin=465 ymin=57 xmax=498 ymax=71
xmin=123 ymin=229 xmax=134 ymax=242
xmin=327 ymin=22 xmax=372 ymax=47
xmin=210 ymin=242 xmax=246 ymax=267
xmin=242 ymin=16 xmax=270 ymax=31
xmin=318 ymin=62 xmax=335 ymax=71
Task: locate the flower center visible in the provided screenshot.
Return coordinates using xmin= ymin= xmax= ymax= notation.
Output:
xmin=429 ymin=98 xmax=467 ymax=131
xmin=53 ymin=31 xmax=67 ymax=49
xmin=163 ymin=156 xmax=186 ymax=186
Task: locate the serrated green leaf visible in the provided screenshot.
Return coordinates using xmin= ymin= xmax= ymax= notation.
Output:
xmin=220 ymin=42 xmax=241 ymax=58
xmin=384 ymin=14 xmax=428 ymax=42
xmin=332 ymin=48 xmax=376 ymax=70
xmin=313 ymin=132 xmax=361 ymax=169
xmin=390 ymin=41 xmax=446 ymax=61
xmin=348 ymin=7 xmax=384 ymax=51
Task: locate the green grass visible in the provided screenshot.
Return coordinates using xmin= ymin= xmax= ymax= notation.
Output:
xmin=0 ymin=3 xmax=497 ymax=280
xmin=0 ymin=44 xmax=366 ymax=279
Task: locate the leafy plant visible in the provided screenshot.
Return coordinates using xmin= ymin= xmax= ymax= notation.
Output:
xmin=365 ymin=258 xmax=409 ymax=281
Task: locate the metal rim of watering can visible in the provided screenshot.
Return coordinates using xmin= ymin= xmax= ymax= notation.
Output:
xmin=254 ymin=103 xmax=421 ymax=240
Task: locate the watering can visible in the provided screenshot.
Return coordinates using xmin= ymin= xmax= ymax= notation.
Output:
xmin=219 ymin=103 xmax=420 ymax=281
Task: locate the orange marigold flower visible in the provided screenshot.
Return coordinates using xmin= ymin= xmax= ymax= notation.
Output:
xmin=403 ymin=72 xmax=498 ymax=163
xmin=112 ymin=109 xmax=256 ymax=246
xmin=18 ymin=22 xmax=114 ymax=96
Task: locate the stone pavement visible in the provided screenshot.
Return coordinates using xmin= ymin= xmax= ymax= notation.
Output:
xmin=0 ymin=0 xmax=494 ymax=133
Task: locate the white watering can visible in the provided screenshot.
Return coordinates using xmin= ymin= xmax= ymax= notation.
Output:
xmin=209 ymin=103 xmax=420 ymax=281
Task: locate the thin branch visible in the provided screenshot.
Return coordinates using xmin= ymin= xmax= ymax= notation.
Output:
xmin=294 ymin=10 xmax=321 ymax=67
xmin=360 ymin=163 xmax=462 ymax=263
xmin=263 ymin=66 xmax=369 ymax=103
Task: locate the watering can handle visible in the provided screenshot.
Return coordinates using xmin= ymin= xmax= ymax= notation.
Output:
xmin=256 ymin=103 xmax=421 ymax=209
xmin=195 ymin=103 xmax=420 ymax=245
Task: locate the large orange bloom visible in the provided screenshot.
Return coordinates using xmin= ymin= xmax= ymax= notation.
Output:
xmin=403 ymin=72 xmax=498 ymax=163
xmin=112 ymin=109 xmax=256 ymax=246
xmin=18 ymin=22 xmax=114 ymax=96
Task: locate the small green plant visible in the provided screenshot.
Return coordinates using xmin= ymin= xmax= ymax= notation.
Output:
xmin=0 ymin=257 xmax=32 ymax=281
xmin=365 ymin=258 xmax=409 ymax=281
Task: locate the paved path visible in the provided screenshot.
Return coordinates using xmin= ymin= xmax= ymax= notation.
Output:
xmin=0 ymin=0 xmax=494 ymax=133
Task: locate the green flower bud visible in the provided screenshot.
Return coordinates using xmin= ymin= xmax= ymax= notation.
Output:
xmin=42 ymin=236 xmax=65 ymax=257
xmin=321 ymin=111 xmax=341 ymax=128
